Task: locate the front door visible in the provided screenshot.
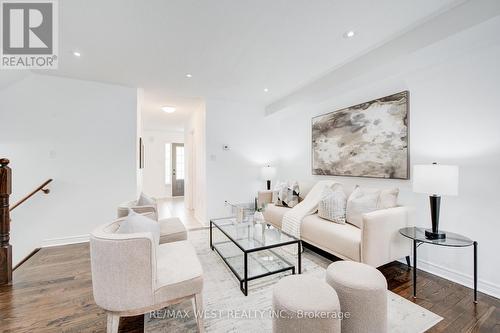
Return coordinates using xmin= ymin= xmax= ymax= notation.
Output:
xmin=171 ymin=143 xmax=185 ymax=197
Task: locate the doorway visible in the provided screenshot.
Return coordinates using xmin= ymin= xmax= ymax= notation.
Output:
xmin=171 ymin=143 xmax=185 ymax=197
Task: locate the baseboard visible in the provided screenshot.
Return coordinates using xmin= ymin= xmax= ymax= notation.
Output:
xmin=41 ymin=234 xmax=90 ymax=248
xmin=415 ymin=258 xmax=500 ymax=300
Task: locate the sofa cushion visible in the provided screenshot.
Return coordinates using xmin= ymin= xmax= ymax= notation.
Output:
xmin=158 ymin=217 xmax=188 ymax=243
xmin=301 ymin=214 xmax=361 ymax=261
xmin=318 ymin=183 xmax=347 ymax=224
xmin=155 ymin=240 xmax=203 ymax=301
xmin=346 ymin=186 xmax=380 ymax=228
xmin=378 ymin=188 xmax=399 ymax=208
xmin=346 ymin=186 xmax=400 ymax=228
xmin=262 ymin=204 xmax=290 ymax=229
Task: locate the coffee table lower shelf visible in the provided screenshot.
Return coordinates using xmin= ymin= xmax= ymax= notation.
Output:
xmin=210 ymin=239 xmax=301 ymax=296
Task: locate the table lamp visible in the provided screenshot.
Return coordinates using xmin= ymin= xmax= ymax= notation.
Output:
xmin=261 ymin=165 xmax=276 ymax=190
xmin=413 ymin=163 xmax=458 ymax=239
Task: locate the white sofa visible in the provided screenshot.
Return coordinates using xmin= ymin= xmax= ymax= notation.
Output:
xmin=258 ymin=188 xmax=411 ymax=268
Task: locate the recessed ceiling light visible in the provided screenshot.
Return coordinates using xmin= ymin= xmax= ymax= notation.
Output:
xmin=185 ymin=73 xmax=192 ymax=78
xmin=264 ymin=88 xmax=269 ymax=93
xmin=73 ymin=51 xmax=81 ymax=57
xmin=161 ymin=106 xmax=176 ymax=113
xmin=343 ymin=30 xmax=356 ymax=39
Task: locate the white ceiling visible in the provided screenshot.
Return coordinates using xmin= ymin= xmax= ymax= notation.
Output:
xmin=24 ymin=0 xmax=462 ymax=128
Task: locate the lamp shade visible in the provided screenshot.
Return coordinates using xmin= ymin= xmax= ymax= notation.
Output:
xmin=261 ymin=165 xmax=276 ymax=180
xmin=413 ymin=164 xmax=458 ymax=196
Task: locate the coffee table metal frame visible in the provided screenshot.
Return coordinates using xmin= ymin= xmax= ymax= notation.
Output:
xmin=210 ymin=218 xmax=301 ymax=296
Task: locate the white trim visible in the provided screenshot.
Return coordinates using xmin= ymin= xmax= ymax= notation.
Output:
xmin=41 ymin=234 xmax=89 ymax=248
xmin=414 ymin=259 xmax=500 ymax=299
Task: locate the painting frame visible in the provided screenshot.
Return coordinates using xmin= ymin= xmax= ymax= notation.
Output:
xmin=311 ymin=91 xmax=410 ymax=180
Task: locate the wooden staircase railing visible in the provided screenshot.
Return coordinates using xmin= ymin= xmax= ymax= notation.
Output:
xmin=0 ymin=158 xmax=53 ymax=286
xmin=0 ymin=158 xmax=12 ymax=285
xmin=9 ymin=179 xmax=53 ymax=212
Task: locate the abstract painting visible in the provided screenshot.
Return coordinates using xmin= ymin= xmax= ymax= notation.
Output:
xmin=312 ymin=91 xmax=409 ymax=179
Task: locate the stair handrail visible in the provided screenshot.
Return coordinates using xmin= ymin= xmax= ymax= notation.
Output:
xmin=9 ymin=178 xmax=53 ymax=212
xmin=0 ymin=158 xmax=53 ymax=286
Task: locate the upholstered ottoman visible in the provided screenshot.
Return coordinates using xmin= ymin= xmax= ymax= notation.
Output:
xmin=326 ymin=261 xmax=388 ymax=333
xmin=272 ymin=275 xmax=341 ymax=333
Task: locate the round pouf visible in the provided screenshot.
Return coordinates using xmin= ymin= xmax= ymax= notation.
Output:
xmin=272 ymin=275 xmax=341 ymax=333
xmin=326 ymin=261 xmax=388 ymax=333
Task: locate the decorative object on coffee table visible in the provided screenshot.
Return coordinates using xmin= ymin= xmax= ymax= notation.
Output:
xmin=312 ymin=91 xmax=409 ymax=179
xmin=225 ymin=201 xmax=255 ymax=223
xmin=399 ymin=227 xmax=477 ymax=303
xmin=413 ymin=163 xmax=458 ymax=239
xmin=261 ymin=165 xmax=276 ymax=190
xmin=254 ymin=209 xmax=265 ymax=223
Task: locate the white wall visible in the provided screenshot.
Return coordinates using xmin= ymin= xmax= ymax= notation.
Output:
xmin=0 ymin=74 xmax=138 ymax=264
xmin=205 ymin=99 xmax=278 ymax=221
xmin=136 ymin=88 xmax=144 ymax=195
xmin=185 ymin=104 xmax=207 ymax=224
xmin=266 ymin=14 xmax=500 ymax=297
xmin=142 ymin=129 xmax=184 ymax=198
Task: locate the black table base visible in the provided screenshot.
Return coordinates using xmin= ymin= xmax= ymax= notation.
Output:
xmin=402 ymin=227 xmax=478 ymax=304
xmin=210 ymin=221 xmax=302 ymax=296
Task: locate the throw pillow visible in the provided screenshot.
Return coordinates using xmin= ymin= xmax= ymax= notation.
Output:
xmin=357 ymin=187 xmax=399 ymax=209
xmin=272 ymin=181 xmax=288 ymax=205
xmin=346 ymin=186 xmax=381 ymax=228
xmin=275 ymin=181 xmax=300 ymax=208
xmin=318 ymin=183 xmax=347 ymax=224
xmin=378 ymin=188 xmax=399 ymax=209
xmin=117 ymin=209 xmax=160 ymax=245
xmin=137 ymin=192 xmax=155 ymax=206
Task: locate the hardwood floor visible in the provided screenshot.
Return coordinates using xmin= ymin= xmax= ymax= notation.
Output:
xmin=156 ymin=197 xmax=203 ymax=230
xmin=0 ymin=242 xmax=498 ymax=332
xmin=0 ymin=243 xmax=143 ymax=333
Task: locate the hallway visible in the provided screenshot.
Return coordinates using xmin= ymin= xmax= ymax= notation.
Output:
xmin=156 ymin=197 xmax=203 ymax=230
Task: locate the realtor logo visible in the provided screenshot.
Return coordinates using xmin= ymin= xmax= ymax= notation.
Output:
xmin=1 ymin=0 xmax=58 ymax=69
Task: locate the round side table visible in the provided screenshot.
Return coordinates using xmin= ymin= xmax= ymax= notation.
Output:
xmin=399 ymin=226 xmax=478 ymax=303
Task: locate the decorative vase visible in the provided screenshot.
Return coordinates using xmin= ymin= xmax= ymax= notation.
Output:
xmin=254 ymin=211 xmax=265 ymax=223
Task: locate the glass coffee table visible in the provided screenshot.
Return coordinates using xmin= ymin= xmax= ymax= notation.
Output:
xmin=210 ymin=217 xmax=301 ymax=296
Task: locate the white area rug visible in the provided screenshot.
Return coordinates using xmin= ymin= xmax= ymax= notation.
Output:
xmin=145 ymin=228 xmax=442 ymax=332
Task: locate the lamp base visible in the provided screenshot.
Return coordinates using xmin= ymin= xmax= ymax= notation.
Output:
xmin=425 ymin=229 xmax=446 ymax=240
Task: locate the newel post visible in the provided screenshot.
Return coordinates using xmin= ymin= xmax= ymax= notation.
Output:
xmin=0 ymin=158 xmax=12 ymax=285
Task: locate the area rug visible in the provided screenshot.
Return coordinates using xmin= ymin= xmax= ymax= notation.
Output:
xmin=145 ymin=228 xmax=442 ymax=332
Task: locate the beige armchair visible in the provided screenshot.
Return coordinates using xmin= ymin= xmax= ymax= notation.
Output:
xmin=90 ymin=218 xmax=204 ymax=333
xmin=117 ymin=199 xmax=188 ymax=244
xmin=117 ymin=199 xmax=158 ymax=220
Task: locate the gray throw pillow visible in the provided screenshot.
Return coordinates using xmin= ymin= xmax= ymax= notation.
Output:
xmin=318 ymin=183 xmax=347 ymax=224
xmin=117 ymin=209 xmax=160 ymax=245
